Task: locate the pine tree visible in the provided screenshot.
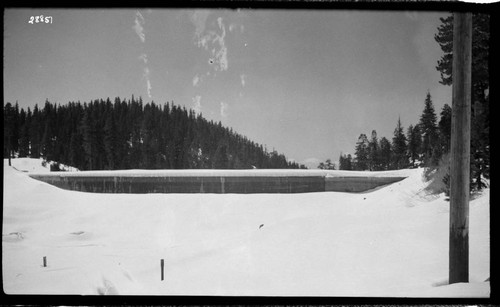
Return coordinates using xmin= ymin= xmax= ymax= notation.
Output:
xmin=438 ymin=104 xmax=452 ymax=154
xmin=435 ymin=13 xmax=490 ymax=190
xmin=419 ymin=92 xmax=438 ymax=166
xmin=392 ymin=117 xmax=408 ymax=169
xmin=379 ymin=137 xmax=392 ymax=170
xmin=129 ymin=99 xmax=144 ymax=169
xmin=318 ymin=158 xmax=335 ymax=170
xmin=40 ymin=122 xmax=53 ymax=161
xmin=471 ymin=98 xmax=489 ymax=190
xmin=368 ymin=130 xmax=380 ymax=171
xmin=40 ymin=100 xmax=55 ymax=161
xmin=29 ymin=105 xmax=41 ymax=158
xmin=104 ymin=112 xmax=118 ymax=170
xmin=345 ymin=154 xmax=353 ymax=170
xmin=326 ymin=158 xmax=335 ymax=170
xmin=338 ymin=154 xmax=344 ymax=170
xmin=435 ymin=14 xmax=489 ymax=90
xmin=18 ymin=108 xmax=30 ymax=158
xmin=3 ymin=103 xmax=15 ymax=165
xmin=213 ymin=141 xmax=230 ymax=169
xmin=68 ymin=132 xmax=83 ymax=169
xmin=80 ymin=108 xmax=98 ymax=170
xmin=407 ymin=124 xmax=422 ymax=168
xmin=12 ymin=102 xmax=20 ymax=155
xmin=354 ymin=134 xmax=369 ymax=170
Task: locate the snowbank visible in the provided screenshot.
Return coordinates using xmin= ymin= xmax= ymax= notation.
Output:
xmin=5 ymin=158 xmax=79 ymax=173
xmin=2 ymin=158 xmax=490 ymax=297
xmin=6 ymin=157 xmax=51 ymax=173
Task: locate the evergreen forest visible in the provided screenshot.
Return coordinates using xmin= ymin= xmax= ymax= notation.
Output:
xmin=4 ymin=96 xmax=306 ymax=171
xmin=333 ymin=13 xmax=490 ymax=192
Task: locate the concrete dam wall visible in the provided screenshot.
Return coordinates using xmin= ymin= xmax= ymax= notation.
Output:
xmin=325 ymin=176 xmax=406 ymax=193
xmin=29 ymin=171 xmax=406 ymax=194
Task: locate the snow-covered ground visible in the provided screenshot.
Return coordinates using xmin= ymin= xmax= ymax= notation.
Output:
xmin=3 ymin=158 xmax=489 ymax=296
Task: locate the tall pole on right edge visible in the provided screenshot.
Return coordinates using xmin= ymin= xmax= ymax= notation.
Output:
xmin=449 ymin=11 xmax=472 ymax=284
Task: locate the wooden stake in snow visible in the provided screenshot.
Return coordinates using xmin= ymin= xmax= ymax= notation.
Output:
xmin=43 ymin=256 xmax=47 ymax=267
xmin=449 ymin=11 xmax=472 ymax=284
xmin=161 ymin=259 xmax=164 ymax=281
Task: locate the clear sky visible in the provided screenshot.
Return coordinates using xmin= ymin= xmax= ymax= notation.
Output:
xmin=4 ymin=8 xmax=452 ymax=168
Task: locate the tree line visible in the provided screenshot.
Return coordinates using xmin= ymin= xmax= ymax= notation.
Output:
xmin=338 ymin=92 xmax=450 ymax=170
xmin=3 ymin=96 xmax=306 ymax=171
xmin=333 ymin=13 xmax=489 ymax=192
xmin=338 ymin=88 xmax=487 ymax=191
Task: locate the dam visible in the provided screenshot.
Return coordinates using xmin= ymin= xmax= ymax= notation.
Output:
xmin=28 ymin=169 xmax=407 ymax=194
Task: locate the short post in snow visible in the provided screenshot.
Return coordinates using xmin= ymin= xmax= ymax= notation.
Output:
xmin=449 ymin=11 xmax=472 ymax=284
xmin=161 ymin=259 xmax=164 ymax=281
xmin=43 ymin=256 xmax=47 ymax=267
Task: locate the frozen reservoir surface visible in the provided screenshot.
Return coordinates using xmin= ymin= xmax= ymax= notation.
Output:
xmin=3 ymin=158 xmax=490 ymax=297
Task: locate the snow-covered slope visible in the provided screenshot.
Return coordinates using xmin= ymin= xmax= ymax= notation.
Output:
xmin=7 ymin=157 xmax=79 ymax=173
xmin=7 ymin=157 xmax=51 ymax=173
xmin=2 ymin=158 xmax=489 ymax=296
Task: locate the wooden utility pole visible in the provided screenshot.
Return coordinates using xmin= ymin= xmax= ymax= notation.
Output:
xmin=161 ymin=258 xmax=165 ymax=281
xmin=449 ymin=12 xmax=472 ymax=284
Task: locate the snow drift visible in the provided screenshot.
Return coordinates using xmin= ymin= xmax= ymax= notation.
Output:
xmin=2 ymin=158 xmax=489 ymax=297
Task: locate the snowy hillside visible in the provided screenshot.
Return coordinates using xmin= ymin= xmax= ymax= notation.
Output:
xmin=2 ymin=158 xmax=489 ymax=296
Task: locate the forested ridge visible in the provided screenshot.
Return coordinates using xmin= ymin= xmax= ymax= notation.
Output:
xmin=4 ymin=96 xmax=306 ymax=171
